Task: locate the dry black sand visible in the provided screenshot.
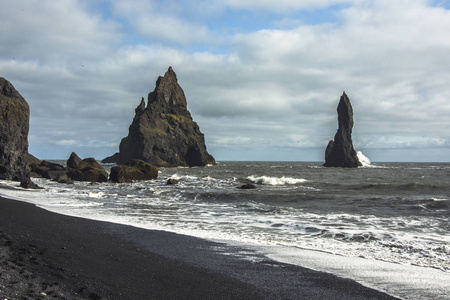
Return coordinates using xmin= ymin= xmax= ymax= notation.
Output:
xmin=0 ymin=196 xmax=399 ymax=299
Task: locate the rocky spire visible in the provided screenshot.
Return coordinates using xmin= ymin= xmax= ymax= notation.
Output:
xmin=323 ymin=92 xmax=362 ymax=168
xmin=135 ymin=97 xmax=146 ymax=115
xmin=147 ymin=66 xmax=188 ymax=112
xmin=103 ymin=67 xmax=215 ymax=167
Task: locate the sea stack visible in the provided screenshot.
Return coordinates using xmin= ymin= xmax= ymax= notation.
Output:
xmin=0 ymin=78 xmax=35 ymax=187
xmin=323 ymin=92 xmax=362 ymax=168
xmin=103 ymin=67 xmax=215 ymax=167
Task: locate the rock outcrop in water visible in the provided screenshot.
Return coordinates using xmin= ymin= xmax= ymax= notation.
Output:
xmin=30 ymin=159 xmax=72 ymax=184
xmin=323 ymin=92 xmax=362 ymax=168
xmin=30 ymin=152 xmax=108 ymax=183
xmin=0 ymin=78 xmax=37 ymax=188
xmin=103 ymin=67 xmax=215 ymax=167
xmin=109 ymin=159 xmax=158 ymax=183
xmin=66 ymin=152 xmax=108 ymax=183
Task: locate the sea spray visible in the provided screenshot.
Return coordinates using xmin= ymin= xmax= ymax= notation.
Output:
xmin=246 ymin=175 xmax=307 ymax=185
xmin=357 ymin=151 xmax=371 ymax=167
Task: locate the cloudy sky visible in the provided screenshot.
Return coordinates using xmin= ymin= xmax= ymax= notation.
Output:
xmin=1 ymin=0 xmax=449 ymax=162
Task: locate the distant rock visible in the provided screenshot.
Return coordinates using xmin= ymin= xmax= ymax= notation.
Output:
xmin=323 ymin=92 xmax=362 ymax=168
xmin=166 ymin=178 xmax=179 ymax=185
xmin=31 ymin=160 xmax=67 ymax=182
xmin=102 ymin=152 xmax=120 ymax=164
xmin=27 ymin=153 xmax=41 ymax=168
xmin=28 ymin=154 xmax=42 ymax=178
xmin=40 ymin=160 xmax=66 ymax=172
xmin=103 ymin=67 xmax=215 ymax=167
xmin=67 ymin=168 xmax=107 ymax=183
xmin=66 ymin=152 xmax=108 ymax=183
xmin=238 ymin=183 xmax=257 ymax=189
xmin=0 ymin=78 xmax=38 ymax=188
xmin=29 ymin=153 xmax=109 ymax=184
xmin=29 ymin=159 xmax=72 ymax=184
xmin=67 ymin=152 xmax=90 ymax=170
xmin=110 ymin=159 xmax=158 ymax=183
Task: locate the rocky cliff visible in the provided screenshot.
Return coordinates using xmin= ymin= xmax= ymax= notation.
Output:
xmin=0 ymin=78 xmax=34 ymax=186
xmin=324 ymin=92 xmax=362 ymax=168
xmin=103 ymin=67 xmax=215 ymax=167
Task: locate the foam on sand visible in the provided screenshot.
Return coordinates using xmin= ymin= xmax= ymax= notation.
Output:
xmin=261 ymin=245 xmax=450 ymax=300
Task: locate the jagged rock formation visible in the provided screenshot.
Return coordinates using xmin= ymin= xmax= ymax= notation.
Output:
xmin=324 ymin=92 xmax=362 ymax=168
xmin=30 ymin=159 xmax=71 ymax=184
xmin=66 ymin=152 xmax=108 ymax=183
xmin=0 ymin=78 xmax=37 ymax=188
xmin=30 ymin=152 xmax=108 ymax=183
xmin=103 ymin=67 xmax=215 ymax=167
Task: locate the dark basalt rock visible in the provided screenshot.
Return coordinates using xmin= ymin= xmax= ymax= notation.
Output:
xmin=66 ymin=152 xmax=108 ymax=183
xmin=20 ymin=178 xmax=42 ymax=189
xmin=67 ymin=152 xmax=90 ymax=170
xmin=323 ymin=92 xmax=362 ymax=168
xmin=30 ymin=153 xmax=107 ymax=183
xmin=103 ymin=67 xmax=215 ymax=167
xmin=67 ymin=168 xmax=107 ymax=183
xmin=38 ymin=163 xmax=67 ymax=181
xmin=238 ymin=183 xmax=257 ymax=189
xmin=167 ymin=178 xmax=179 ymax=185
xmin=28 ymin=154 xmax=42 ymax=178
xmin=102 ymin=152 xmax=120 ymax=164
xmin=110 ymin=159 xmax=158 ymax=183
xmin=27 ymin=153 xmax=41 ymax=168
xmin=67 ymin=152 xmax=106 ymax=174
xmin=30 ymin=160 xmax=73 ymax=183
xmin=0 ymin=78 xmax=38 ymax=188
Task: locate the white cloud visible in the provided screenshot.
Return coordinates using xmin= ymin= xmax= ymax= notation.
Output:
xmin=219 ymin=0 xmax=356 ymax=11
xmin=109 ymin=0 xmax=213 ymax=45
xmin=134 ymin=14 xmax=211 ymax=45
xmin=0 ymin=0 xmax=119 ymax=64
xmin=55 ymin=140 xmax=77 ymax=146
xmin=1 ymin=0 xmax=449 ymax=161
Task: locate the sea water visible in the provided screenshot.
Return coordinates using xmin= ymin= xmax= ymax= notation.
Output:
xmin=1 ymin=160 xmax=449 ymax=299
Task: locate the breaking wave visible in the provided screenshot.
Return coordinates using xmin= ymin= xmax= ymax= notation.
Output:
xmin=357 ymin=151 xmax=371 ymax=167
xmin=247 ymin=175 xmax=307 ymax=185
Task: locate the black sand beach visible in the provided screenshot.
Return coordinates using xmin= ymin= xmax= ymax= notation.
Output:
xmin=0 ymin=196 xmax=398 ymax=299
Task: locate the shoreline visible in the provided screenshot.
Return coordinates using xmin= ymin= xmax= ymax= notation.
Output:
xmin=0 ymin=196 xmax=398 ymax=299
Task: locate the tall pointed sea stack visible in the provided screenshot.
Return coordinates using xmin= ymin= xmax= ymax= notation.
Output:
xmin=324 ymin=92 xmax=362 ymax=168
xmin=0 ymin=78 xmax=34 ymax=187
xmin=104 ymin=67 xmax=215 ymax=167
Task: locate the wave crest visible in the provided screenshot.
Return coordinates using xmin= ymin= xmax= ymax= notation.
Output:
xmin=357 ymin=151 xmax=371 ymax=167
xmin=247 ymin=175 xmax=307 ymax=185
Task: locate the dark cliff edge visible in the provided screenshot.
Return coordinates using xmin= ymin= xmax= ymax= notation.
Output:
xmin=103 ymin=67 xmax=215 ymax=167
xmin=0 ymin=78 xmax=37 ymax=188
xmin=324 ymin=92 xmax=362 ymax=168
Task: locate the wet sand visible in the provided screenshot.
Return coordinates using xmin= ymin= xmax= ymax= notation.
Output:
xmin=0 ymin=196 xmax=398 ymax=299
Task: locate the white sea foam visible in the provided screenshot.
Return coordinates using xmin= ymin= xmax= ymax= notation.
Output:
xmin=357 ymin=151 xmax=371 ymax=167
xmin=262 ymin=245 xmax=450 ymax=300
xmin=168 ymin=174 xmax=199 ymax=181
xmin=247 ymin=175 xmax=307 ymax=185
xmin=431 ymin=197 xmax=449 ymax=202
xmin=87 ymin=191 xmax=105 ymax=198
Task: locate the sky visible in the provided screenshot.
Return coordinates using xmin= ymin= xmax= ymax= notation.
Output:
xmin=1 ymin=0 xmax=449 ymax=162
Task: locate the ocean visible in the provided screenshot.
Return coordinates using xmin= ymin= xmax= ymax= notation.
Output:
xmin=1 ymin=157 xmax=449 ymax=299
